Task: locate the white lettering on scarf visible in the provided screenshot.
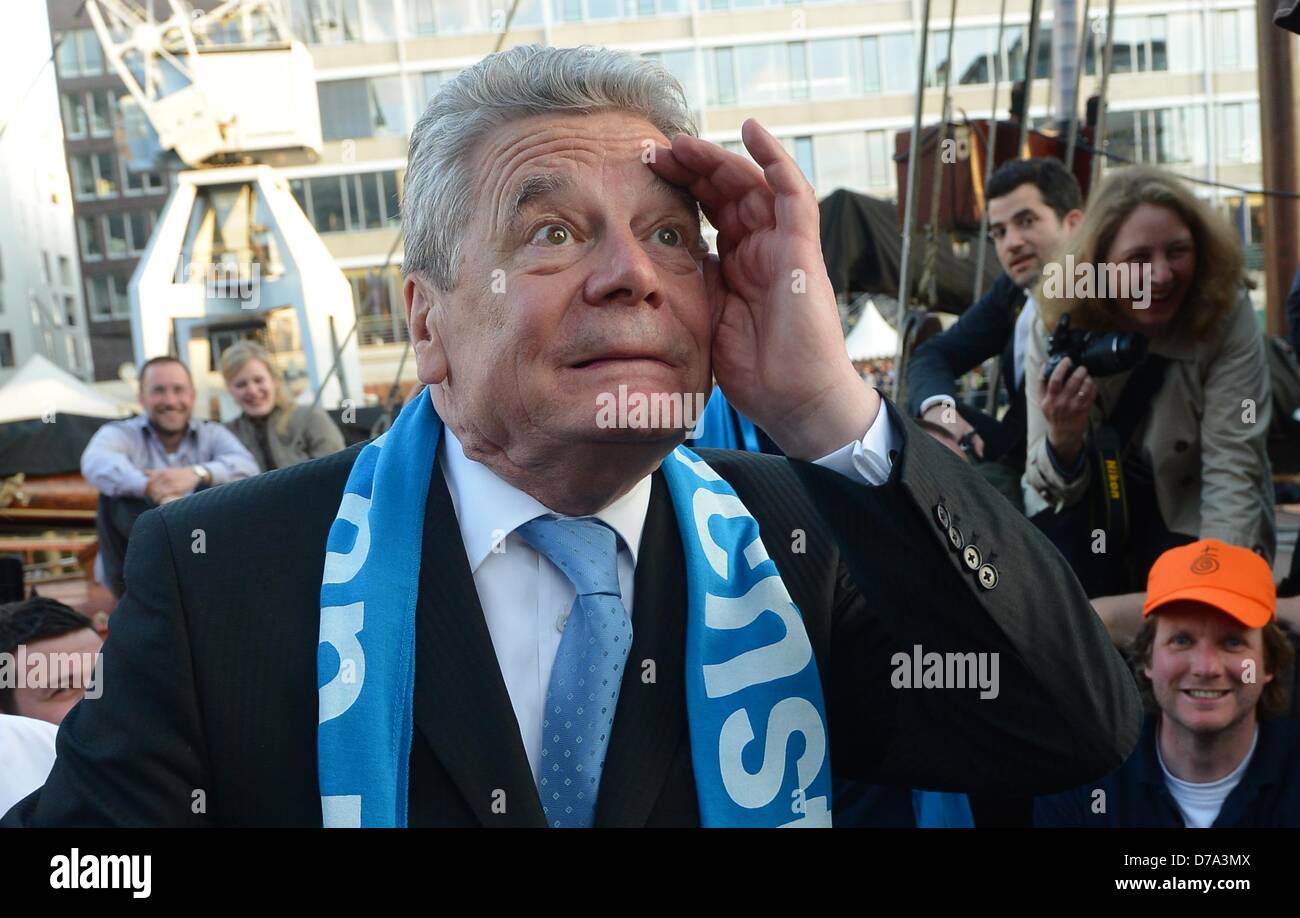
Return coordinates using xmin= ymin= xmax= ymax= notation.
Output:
xmin=319 ymin=601 xmax=366 ymax=723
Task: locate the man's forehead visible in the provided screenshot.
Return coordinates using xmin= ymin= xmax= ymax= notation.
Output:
xmin=480 ymin=113 xmax=691 ymax=209
xmin=1155 ymin=603 xmax=1255 ymax=635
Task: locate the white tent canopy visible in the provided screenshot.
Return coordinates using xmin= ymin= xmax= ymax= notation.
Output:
xmin=844 ymin=298 xmax=899 ymax=361
xmin=0 ymin=354 xmax=130 ymax=424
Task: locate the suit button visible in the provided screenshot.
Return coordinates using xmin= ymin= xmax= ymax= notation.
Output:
xmin=977 ymin=563 xmax=999 ymax=590
xmin=935 ymin=503 xmax=950 ymax=530
xmin=963 ymin=544 xmax=982 ymax=571
xmin=1175 ymin=440 xmax=1190 ymax=452
xmin=947 ymin=524 xmax=963 ymax=550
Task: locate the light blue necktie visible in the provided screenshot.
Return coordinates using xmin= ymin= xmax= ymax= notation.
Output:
xmin=516 ymin=515 xmax=633 ymax=828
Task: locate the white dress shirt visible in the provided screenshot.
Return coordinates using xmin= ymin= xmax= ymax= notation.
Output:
xmin=1012 ymin=294 xmax=1038 ymax=391
xmin=440 ymin=408 xmax=899 ymax=781
xmin=0 ymin=714 xmax=58 ymax=817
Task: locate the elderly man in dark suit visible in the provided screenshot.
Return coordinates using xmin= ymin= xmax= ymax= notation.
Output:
xmin=4 ymin=45 xmax=1139 ymax=828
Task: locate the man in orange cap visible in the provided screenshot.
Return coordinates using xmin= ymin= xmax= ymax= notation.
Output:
xmin=1036 ymin=539 xmax=1300 ymax=827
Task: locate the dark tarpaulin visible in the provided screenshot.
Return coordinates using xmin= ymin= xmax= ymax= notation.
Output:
xmin=0 ymin=414 xmax=115 ymax=478
xmin=819 ymin=188 xmax=998 ymax=315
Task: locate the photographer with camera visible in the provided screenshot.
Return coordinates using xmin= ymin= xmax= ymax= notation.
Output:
xmin=1024 ymin=166 xmax=1274 ymax=622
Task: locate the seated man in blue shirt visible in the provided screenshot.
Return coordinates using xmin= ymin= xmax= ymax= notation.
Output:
xmin=1035 ymin=539 xmax=1300 ymax=827
xmin=81 ymin=355 xmax=257 ymax=597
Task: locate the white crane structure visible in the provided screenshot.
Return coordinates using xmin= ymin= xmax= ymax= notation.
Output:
xmin=87 ymin=0 xmax=362 ymax=409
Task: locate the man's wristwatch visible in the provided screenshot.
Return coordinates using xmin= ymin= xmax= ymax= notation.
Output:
xmin=191 ymin=464 xmax=212 ymax=489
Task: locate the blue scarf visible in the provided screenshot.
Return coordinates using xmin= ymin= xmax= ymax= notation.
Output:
xmin=317 ymin=392 xmax=833 ymax=827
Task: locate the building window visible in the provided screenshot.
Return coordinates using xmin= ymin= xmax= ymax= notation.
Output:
xmin=72 ymin=153 xmax=120 ymax=199
xmin=110 ymin=274 xmax=130 ymax=318
xmin=124 ymin=165 xmax=165 ymax=196
xmin=812 ymin=132 xmax=870 ymax=195
xmin=866 ymin=129 xmax=893 ymax=188
xmin=294 ymin=170 xmax=403 ymax=233
xmin=55 ymin=29 xmax=103 ymax=78
xmin=318 ymin=77 xmax=408 ymax=140
xmin=735 ymin=43 xmax=790 ymax=106
xmin=129 ymin=211 xmax=150 ymax=254
xmin=711 ymin=48 xmax=736 ymax=106
xmin=291 ymin=0 xmax=360 ymax=43
xmin=78 ymin=215 xmax=103 ymax=260
xmin=42 ymin=251 xmax=52 ymax=285
xmin=1086 ymin=13 xmax=1201 ymax=75
xmin=104 ymin=214 xmax=130 ymax=259
xmin=58 ymin=255 xmax=72 ymax=287
xmin=89 ymin=90 xmax=114 ymax=137
xmin=927 ymin=27 xmax=998 ymax=88
xmin=86 ymin=274 xmax=130 ymax=321
xmin=61 ymin=93 xmax=88 ymax=139
xmin=1217 ymin=101 xmax=1261 ymax=163
xmin=0 ymin=332 xmax=13 ymax=368
xmin=1214 ymin=9 xmax=1257 ymax=71
xmin=347 ymin=264 xmax=406 ymax=344
xmin=880 ymin=33 xmax=916 ymax=94
xmin=66 ymin=336 xmax=79 ymax=370
xmin=793 ymin=136 xmax=814 ymax=182
xmin=307 ymin=175 xmax=348 ymax=232
xmin=71 ymin=155 xmax=96 ymax=199
xmin=87 ymin=275 xmax=111 ymax=320
xmin=65 ymin=295 xmax=78 ymax=326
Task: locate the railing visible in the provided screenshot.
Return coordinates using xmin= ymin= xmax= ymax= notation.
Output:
xmin=354 ymin=312 xmax=410 ymax=347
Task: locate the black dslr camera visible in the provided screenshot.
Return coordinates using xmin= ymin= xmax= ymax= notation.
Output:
xmin=1041 ymin=314 xmax=1148 ymax=381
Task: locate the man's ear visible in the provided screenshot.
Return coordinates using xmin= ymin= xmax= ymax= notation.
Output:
xmin=1063 ymin=208 xmax=1085 ymax=233
xmin=406 ymin=274 xmax=449 ymax=385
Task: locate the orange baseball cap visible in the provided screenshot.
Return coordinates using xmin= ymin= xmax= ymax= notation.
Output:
xmin=1143 ymin=539 xmax=1275 ymax=628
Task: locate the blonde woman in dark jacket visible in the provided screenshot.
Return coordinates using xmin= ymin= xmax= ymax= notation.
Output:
xmin=221 ymin=341 xmax=345 ymax=472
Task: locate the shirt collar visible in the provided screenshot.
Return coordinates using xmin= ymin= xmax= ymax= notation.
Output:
xmin=439 ymin=424 xmax=652 ymax=575
xmin=135 ymin=414 xmax=201 ymax=439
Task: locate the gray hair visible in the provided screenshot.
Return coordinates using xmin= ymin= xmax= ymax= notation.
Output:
xmin=401 ymin=44 xmax=698 ymax=291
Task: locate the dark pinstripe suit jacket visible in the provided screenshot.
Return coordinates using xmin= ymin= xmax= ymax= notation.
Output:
xmin=4 ymin=401 xmax=1141 ymax=826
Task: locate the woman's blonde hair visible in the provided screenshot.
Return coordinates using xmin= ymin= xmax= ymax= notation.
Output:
xmin=1035 ymin=165 xmax=1244 ymax=339
xmin=219 ymin=340 xmax=296 ymax=435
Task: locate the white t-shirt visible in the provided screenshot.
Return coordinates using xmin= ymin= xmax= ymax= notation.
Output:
xmin=0 ymin=713 xmax=58 ymax=817
xmin=1157 ymin=727 xmax=1258 ymax=828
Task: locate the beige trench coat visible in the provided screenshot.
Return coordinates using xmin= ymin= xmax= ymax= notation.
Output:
xmin=1022 ymin=292 xmax=1275 ymax=560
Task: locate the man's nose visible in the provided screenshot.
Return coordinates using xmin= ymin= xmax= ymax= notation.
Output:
xmin=1189 ymin=642 xmax=1227 ymax=679
xmin=584 ymin=227 xmax=664 ymax=308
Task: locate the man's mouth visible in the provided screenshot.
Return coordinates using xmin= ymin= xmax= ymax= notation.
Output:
xmin=570 ymin=353 xmax=671 ymax=370
xmin=1182 ymin=688 xmax=1230 ymax=701
xmin=1010 ymin=256 xmax=1036 ymax=274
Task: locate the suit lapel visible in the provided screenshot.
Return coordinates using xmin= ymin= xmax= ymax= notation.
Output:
xmin=595 ymin=469 xmax=691 ymax=826
xmin=411 ymin=442 xmax=546 ymax=827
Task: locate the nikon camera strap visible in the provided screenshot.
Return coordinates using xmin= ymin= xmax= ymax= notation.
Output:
xmin=1090 ymin=353 xmax=1170 ymax=547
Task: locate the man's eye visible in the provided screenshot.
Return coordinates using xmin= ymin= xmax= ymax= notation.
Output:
xmin=655 ymin=226 xmax=683 ymax=246
xmin=531 ymin=224 xmax=571 ymax=246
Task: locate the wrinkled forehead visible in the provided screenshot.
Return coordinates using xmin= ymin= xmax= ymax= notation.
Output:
xmin=473 ymin=111 xmax=698 ymax=227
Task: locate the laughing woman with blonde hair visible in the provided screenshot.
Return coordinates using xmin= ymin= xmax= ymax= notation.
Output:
xmin=1023 ymin=165 xmax=1273 ymax=608
xmin=220 ymin=341 xmax=345 ymax=472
